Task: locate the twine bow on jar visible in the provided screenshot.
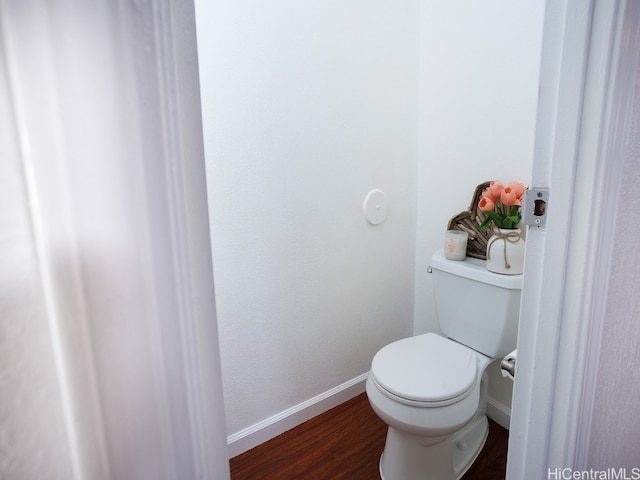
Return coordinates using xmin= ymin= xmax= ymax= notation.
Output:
xmin=487 ymin=228 xmax=522 ymax=269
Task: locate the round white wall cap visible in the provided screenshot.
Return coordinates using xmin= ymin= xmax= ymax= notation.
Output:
xmin=363 ymin=189 xmax=389 ymax=225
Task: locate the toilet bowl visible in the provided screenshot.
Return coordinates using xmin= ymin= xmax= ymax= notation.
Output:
xmin=366 ymin=249 xmax=522 ymax=480
xmin=366 ymin=333 xmax=492 ymax=479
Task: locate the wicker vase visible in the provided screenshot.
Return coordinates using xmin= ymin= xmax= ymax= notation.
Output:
xmin=486 ymin=228 xmax=525 ymax=275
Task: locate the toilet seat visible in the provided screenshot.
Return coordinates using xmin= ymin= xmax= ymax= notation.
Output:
xmin=370 ymin=333 xmax=478 ymax=407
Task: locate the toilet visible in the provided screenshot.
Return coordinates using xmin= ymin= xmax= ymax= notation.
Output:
xmin=366 ymin=248 xmax=522 ymax=480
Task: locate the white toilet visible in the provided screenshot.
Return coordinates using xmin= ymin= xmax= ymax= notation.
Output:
xmin=366 ymin=248 xmax=522 ymax=480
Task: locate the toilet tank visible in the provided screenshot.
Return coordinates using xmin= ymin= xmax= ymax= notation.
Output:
xmin=430 ymin=249 xmax=522 ymax=358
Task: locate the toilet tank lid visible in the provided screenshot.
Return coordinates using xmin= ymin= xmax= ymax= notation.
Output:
xmin=430 ymin=249 xmax=523 ymax=290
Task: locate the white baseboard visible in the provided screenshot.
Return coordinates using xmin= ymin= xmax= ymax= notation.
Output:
xmin=227 ymin=372 xmax=369 ymax=458
xmin=487 ymin=396 xmax=511 ymax=430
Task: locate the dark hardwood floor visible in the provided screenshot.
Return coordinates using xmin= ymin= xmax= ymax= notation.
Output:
xmin=230 ymin=392 xmax=508 ymax=480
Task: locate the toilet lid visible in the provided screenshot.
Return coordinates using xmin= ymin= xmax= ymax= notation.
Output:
xmin=371 ymin=333 xmax=477 ymax=405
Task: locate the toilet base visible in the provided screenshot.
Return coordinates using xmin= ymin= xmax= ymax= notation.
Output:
xmin=379 ymin=415 xmax=488 ymax=480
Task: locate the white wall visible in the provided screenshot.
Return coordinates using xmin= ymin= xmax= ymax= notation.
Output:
xmin=0 ymin=1 xmax=230 ymax=479
xmin=415 ymin=0 xmax=544 ymax=333
xmin=196 ymin=0 xmax=419 ymax=449
xmin=415 ymin=0 xmax=544 ymax=417
xmin=196 ymin=0 xmax=545 ymax=453
xmin=1 ymin=67 xmax=74 ymax=479
xmin=587 ymin=47 xmax=640 ymax=469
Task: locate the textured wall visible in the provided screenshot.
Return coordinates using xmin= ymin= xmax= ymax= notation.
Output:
xmin=587 ymin=47 xmax=640 ymax=469
xmin=1 ymin=2 xmax=230 ymax=478
xmin=0 ymin=64 xmax=73 ymax=480
xmin=197 ymin=0 xmax=419 ymax=437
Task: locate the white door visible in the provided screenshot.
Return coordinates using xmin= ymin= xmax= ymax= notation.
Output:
xmin=507 ymin=0 xmax=640 ymax=476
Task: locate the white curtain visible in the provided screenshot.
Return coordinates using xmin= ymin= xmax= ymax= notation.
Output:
xmin=0 ymin=1 xmax=229 ymax=479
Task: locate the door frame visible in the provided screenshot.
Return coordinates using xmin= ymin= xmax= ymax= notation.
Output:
xmin=507 ymin=0 xmax=640 ymax=476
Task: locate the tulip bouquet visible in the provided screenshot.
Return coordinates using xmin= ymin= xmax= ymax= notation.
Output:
xmin=478 ymin=181 xmax=526 ymax=230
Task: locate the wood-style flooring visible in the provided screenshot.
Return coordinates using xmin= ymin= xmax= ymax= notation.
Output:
xmin=230 ymin=392 xmax=508 ymax=480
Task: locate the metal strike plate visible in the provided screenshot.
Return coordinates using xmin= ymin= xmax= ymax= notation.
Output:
xmin=522 ymin=188 xmax=549 ymax=227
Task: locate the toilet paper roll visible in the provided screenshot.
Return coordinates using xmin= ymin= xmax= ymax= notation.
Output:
xmin=500 ymin=349 xmax=517 ymax=381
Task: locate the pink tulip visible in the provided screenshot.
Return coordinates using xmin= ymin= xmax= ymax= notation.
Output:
xmin=488 ymin=181 xmax=504 ymax=200
xmin=481 ymin=187 xmax=495 ymax=202
xmin=478 ymin=196 xmax=495 ymax=212
xmin=500 ymin=186 xmax=522 ymax=206
xmin=508 ymin=181 xmax=526 ymax=199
